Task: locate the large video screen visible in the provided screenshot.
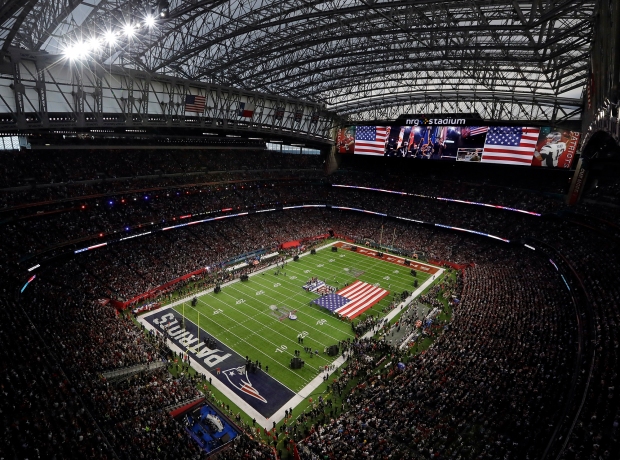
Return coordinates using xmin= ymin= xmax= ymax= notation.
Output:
xmin=336 ymin=125 xmax=581 ymax=168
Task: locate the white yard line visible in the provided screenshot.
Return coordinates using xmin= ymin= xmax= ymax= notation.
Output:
xmin=221 ymin=281 xmax=346 ymax=345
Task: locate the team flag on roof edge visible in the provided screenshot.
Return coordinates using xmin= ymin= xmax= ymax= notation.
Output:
xmin=184 ymin=95 xmax=206 ymax=113
xmin=481 ymin=126 xmax=540 ymax=166
xmin=238 ymin=102 xmax=255 ymax=118
xmin=354 ymin=126 xmax=389 ymax=156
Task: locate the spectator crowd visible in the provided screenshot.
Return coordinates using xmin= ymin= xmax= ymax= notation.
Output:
xmin=0 ymin=148 xmax=618 ymax=459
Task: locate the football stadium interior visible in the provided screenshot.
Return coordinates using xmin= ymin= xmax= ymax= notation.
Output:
xmin=2 ymin=1 xmax=620 ymax=459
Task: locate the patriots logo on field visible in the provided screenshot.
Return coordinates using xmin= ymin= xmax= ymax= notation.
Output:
xmin=223 ymin=366 xmax=267 ymax=403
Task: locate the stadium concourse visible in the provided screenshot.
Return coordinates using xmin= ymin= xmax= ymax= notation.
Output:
xmin=0 ymin=148 xmax=617 ymax=460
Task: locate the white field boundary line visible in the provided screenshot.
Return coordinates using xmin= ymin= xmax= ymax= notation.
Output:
xmin=275 ymin=352 xmax=349 ymax=425
xmin=167 ymin=239 xmax=435 ymax=357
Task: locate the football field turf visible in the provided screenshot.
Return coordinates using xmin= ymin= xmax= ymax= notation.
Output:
xmin=172 ymin=241 xmax=437 ymax=393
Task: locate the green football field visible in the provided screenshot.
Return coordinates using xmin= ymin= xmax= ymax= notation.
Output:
xmin=173 ymin=242 xmax=436 ymax=392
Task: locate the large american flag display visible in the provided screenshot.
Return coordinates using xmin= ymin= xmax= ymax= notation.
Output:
xmin=354 ymin=126 xmax=389 ymax=156
xmin=313 ymin=280 xmax=389 ymax=319
xmin=481 ymin=126 xmax=540 ymax=165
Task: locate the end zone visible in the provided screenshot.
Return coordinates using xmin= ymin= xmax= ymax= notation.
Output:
xmin=333 ymin=241 xmax=441 ymax=274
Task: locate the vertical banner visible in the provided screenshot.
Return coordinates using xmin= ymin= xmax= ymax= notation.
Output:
xmin=567 ymin=158 xmax=588 ymax=205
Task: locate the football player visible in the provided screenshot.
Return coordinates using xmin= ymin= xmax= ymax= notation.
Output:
xmin=534 ymin=132 xmax=566 ymax=167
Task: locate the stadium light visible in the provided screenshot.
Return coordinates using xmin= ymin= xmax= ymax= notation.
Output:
xmin=123 ymin=23 xmax=137 ymax=37
xmin=87 ymin=37 xmax=101 ymax=53
xmin=144 ymin=14 xmax=157 ymax=27
xmin=63 ymin=41 xmax=90 ymax=61
xmin=104 ymin=30 xmax=118 ymax=46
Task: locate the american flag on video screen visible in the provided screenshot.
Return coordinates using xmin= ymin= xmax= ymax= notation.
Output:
xmin=481 ymin=126 xmax=540 ymax=165
xmin=184 ymin=95 xmax=206 ymax=113
xmin=354 ymin=126 xmax=388 ymax=156
xmin=469 ymin=126 xmax=488 ymax=136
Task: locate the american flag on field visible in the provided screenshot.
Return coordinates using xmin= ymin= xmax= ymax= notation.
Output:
xmin=354 ymin=126 xmax=389 ymax=156
xmin=184 ymin=94 xmax=206 ymax=113
xmin=313 ymin=281 xmax=389 ymax=319
xmin=481 ymin=126 xmax=540 ymax=166
xmin=469 ymin=126 xmax=488 ymax=136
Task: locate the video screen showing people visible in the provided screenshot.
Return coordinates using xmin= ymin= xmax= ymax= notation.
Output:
xmin=336 ymin=124 xmax=581 ymax=168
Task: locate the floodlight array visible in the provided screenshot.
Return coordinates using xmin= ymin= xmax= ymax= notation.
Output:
xmin=62 ymin=14 xmax=159 ymax=62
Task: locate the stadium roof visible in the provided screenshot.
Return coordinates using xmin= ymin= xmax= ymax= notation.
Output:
xmin=0 ymin=0 xmax=597 ymax=123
